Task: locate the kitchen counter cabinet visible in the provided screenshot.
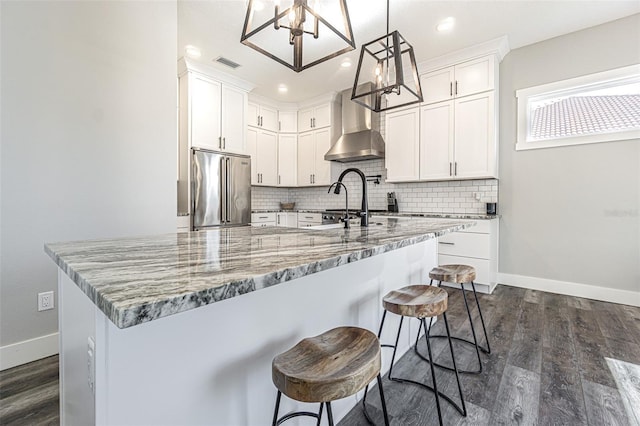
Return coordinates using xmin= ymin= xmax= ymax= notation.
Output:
xmin=46 ymin=218 xmax=473 ymax=425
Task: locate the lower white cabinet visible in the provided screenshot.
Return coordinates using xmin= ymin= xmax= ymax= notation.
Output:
xmin=276 ymin=212 xmax=298 ymax=227
xmin=436 ymin=219 xmax=498 ymax=292
xmin=251 ymin=212 xmax=276 ymax=227
xmin=297 ymin=212 xmax=322 ymax=228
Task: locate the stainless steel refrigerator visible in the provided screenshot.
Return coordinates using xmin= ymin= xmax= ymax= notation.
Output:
xmin=191 ymin=148 xmax=251 ymax=230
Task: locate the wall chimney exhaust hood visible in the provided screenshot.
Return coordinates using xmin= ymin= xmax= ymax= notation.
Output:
xmin=325 ymin=84 xmax=384 ymax=162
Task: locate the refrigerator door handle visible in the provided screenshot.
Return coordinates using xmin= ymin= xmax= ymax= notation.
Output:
xmin=226 ymin=157 xmax=231 ymax=223
xmin=220 ymin=156 xmax=226 ymax=223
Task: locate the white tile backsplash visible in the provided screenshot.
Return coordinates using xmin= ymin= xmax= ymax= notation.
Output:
xmin=252 ymin=159 xmax=498 ymax=214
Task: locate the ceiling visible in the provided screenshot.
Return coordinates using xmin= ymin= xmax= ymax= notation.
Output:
xmin=178 ymin=0 xmax=640 ymax=103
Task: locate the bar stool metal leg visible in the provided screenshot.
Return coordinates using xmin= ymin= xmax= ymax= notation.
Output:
xmin=373 ymin=312 xmax=466 ymax=419
xmin=361 ymin=373 xmax=391 ymax=426
xmin=272 ymin=390 xmax=326 ymax=426
xmin=471 ymin=281 xmax=491 ymax=354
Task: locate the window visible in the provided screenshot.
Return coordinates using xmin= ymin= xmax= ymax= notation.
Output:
xmin=516 ymin=64 xmax=640 ymax=151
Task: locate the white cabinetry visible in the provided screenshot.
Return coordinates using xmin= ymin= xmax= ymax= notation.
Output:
xmin=386 ymin=54 xmax=498 ymax=182
xmin=420 ymin=56 xmax=495 ymax=104
xmin=437 ymin=219 xmax=498 ymax=292
xmin=276 ymin=212 xmax=298 ymax=227
xmin=297 ymin=212 xmax=322 ymax=228
xmin=180 ymin=72 xmax=247 ymax=154
xmin=297 ymin=128 xmax=332 ymax=186
xmin=419 ymin=92 xmax=496 ymax=180
xmin=251 ymin=212 xmax=276 ymax=227
xmin=298 ymin=103 xmax=331 ymax=132
xmin=385 ymin=107 xmax=420 ymax=182
xmin=278 ymin=110 xmax=298 ymax=133
xmin=277 ymin=134 xmax=297 ymax=186
xmin=248 ymin=102 xmax=278 ymax=132
xmin=247 ymin=128 xmax=278 ymax=186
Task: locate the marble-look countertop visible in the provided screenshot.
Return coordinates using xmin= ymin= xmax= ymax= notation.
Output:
xmin=45 ymin=217 xmax=474 ymax=329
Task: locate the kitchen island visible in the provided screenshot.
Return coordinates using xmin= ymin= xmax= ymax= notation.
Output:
xmin=46 ymin=217 xmax=474 ymax=425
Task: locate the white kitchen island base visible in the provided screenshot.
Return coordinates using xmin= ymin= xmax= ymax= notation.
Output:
xmin=58 ymin=238 xmax=438 ymax=425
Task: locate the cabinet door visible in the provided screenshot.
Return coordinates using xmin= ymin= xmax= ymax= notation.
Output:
xmin=278 ymin=134 xmax=297 ymax=186
xmin=313 ymin=103 xmax=331 ymax=129
xmin=454 ymin=56 xmax=494 ymax=98
xmin=298 ymin=107 xmax=314 ymax=132
xmin=385 ymin=107 xmax=420 ymax=182
xmin=454 ymin=91 xmax=496 ymax=179
xmin=246 ymin=128 xmax=259 ymax=185
xmin=221 ymin=85 xmax=247 ymax=154
xmin=297 ymin=132 xmax=315 ymax=185
xmin=420 ymin=67 xmax=454 ymax=105
xmin=190 ymin=74 xmax=221 ymax=151
xmin=278 ymin=110 xmax=297 ymax=133
xmin=420 ymin=102 xmax=454 ymax=180
xmin=313 ymin=128 xmax=332 ymax=185
xmin=247 ymin=102 xmax=260 ymax=128
xmin=256 ymin=130 xmax=278 ymax=186
xmin=260 ymin=105 xmax=279 ymax=132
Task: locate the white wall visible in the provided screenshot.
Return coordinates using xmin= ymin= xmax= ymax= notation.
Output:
xmin=498 ymin=14 xmax=640 ymax=296
xmin=0 ymin=1 xmax=177 ymax=369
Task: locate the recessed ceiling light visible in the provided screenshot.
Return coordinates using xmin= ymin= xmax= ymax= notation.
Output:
xmin=185 ymin=45 xmax=201 ymax=58
xmin=340 ymin=59 xmax=352 ymax=68
xmin=436 ymin=17 xmax=455 ymax=32
xmin=278 ymin=84 xmax=288 ymax=93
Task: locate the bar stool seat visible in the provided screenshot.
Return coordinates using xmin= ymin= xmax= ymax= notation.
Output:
xmin=368 ymin=285 xmax=466 ymax=426
xmin=429 ymin=264 xmax=476 ymax=285
xmin=271 ymin=327 xmax=389 ymax=426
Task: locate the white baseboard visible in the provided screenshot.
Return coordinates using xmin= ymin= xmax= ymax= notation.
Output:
xmin=498 ymin=273 xmax=640 ymax=307
xmin=0 ymin=332 xmax=59 ymax=371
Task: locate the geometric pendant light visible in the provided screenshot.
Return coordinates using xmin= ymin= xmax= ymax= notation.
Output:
xmin=241 ymin=0 xmax=355 ymax=73
xmin=351 ymin=0 xmax=422 ymax=112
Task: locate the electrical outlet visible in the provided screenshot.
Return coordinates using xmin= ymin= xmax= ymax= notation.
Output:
xmin=87 ymin=337 xmax=95 ymax=394
xmin=38 ymin=291 xmax=54 ymax=311
xmin=474 ymin=192 xmax=482 ymax=201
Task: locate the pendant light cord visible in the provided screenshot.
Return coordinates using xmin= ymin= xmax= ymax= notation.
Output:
xmin=385 ymin=0 xmax=390 ymax=87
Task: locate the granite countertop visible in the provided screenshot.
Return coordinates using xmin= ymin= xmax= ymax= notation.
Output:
xmin=45 ymin=217 xmax=474 ymax=329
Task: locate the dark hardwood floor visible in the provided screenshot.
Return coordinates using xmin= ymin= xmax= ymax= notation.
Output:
xmin=0 ymin=354 xmax=58 ymax=425
xmin=0 ymin=285 xmax=638 ymax=426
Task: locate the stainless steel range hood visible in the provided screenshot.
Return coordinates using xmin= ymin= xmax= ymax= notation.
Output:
xmin=325 ymin=85 xmax=384 ymax=162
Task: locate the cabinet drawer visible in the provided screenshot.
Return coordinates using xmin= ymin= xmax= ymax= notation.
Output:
xmin=251 ymin=213 xmax=276 ymax=223
xmin=298 ymin=212 xmax=322 ymax=223
xmin=438 ymin=255 xmax=490 ymax=285
xmin=438 ymin=232 xmax=489 ymax=259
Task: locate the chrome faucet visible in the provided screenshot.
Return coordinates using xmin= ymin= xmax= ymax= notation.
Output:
xmin=327 ymin=182 xmax=349 ymax=229
xmin=334 ymin=167 xmax=369 ymax=227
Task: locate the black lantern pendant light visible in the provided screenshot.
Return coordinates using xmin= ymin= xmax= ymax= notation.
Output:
xmin=351 ymin=0 xmax=422 ymax=112
xmin=241 ymin=0 xmax=355 ymax=73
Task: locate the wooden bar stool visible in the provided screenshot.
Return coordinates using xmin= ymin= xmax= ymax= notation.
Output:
xmin=366 ymin=285 xmax=466 ymax=426
xmin=271 ymin=326 xmax=390 ymax=426
xmin=417 ymin=264 xmax=491 ymax=374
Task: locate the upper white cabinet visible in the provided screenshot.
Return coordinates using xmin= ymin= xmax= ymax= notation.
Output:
xmin=248 ymin=102 xmax=278 ymax=132
xmin=247 ymin=128 xmax=278 ymax=186
xmin=420 ymin=56 xmax=495 ymax=105
xmin=385 ymin=107 xmax=420 ymax=182
xmin=277 ymin=134 xmax=297 ymax=186
xmin=297 ymin=128 xmax=332 ymax=186
xmin=420 ymin=93 xmax=496 ymax=180
xmin=385 ymin=54 xmax=499 ymax=182
xmin=278 ymin=110 xmax=298 ymax=133
xmin=298 ymin=103 xmax=331 ymax=132
xmin=181 ymin=72 xmax=247 ymax=154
